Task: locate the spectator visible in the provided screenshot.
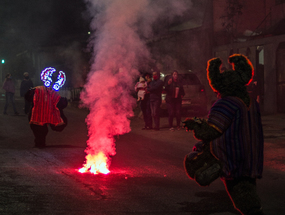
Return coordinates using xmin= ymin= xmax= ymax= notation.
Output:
xmin=20 ymin=72 xmax=34 ymax=114
xmin=247 ymin=79 xmax=260 ymax=103
xmin=165 ymin=70 xmax=185 ymax=131
xmin=135 ymin=74 xmax=152 ymax=130
xmin=147 ymin=70 xmax=164 ymax=131
xmin=135 ymin=76 xmax=147 ymax=101
xmin=143 ymin=73 xmax=152 ymax=129
xmin=2 ymin=73 xmax=19 ymax=115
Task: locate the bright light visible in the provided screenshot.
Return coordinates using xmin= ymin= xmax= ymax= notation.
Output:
xmin=52 ymin=71 xmax=66 ymax=91
xmin=78 ymin=152 xmax=110 ymax=174
xmin=40 ymin=67 xmax=66 ymax=91
xmin=41 ymin=67 xmax=56 ymax=87
xmin=1 ymin=59 xmax=4 ymax=64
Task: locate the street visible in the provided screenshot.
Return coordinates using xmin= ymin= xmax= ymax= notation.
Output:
xmin=0 ymin=97 xmax=285 ymax=215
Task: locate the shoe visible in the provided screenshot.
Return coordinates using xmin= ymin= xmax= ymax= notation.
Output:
xmin=169 ymin=127 xmax=175 ymax=131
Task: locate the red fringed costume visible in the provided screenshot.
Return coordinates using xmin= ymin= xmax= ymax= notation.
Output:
xmin=30 ymin=86 xmax=64 ymax=126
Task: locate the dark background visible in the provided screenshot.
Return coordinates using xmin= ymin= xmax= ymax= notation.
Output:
xmin=0 ymin=0 xmax=90 ymax=82
xmin=0 ymin=0 xmax=89 ymax=56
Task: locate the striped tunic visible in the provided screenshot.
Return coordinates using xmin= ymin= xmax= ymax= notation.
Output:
xmin=208 ymin=96 xmax=264 ymax=180
xmin=30 ymin=86 xmax=63 ymax=126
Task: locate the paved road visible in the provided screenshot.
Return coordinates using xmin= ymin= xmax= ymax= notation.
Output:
xmin=0 ymin=96 xmax=285 ymax=215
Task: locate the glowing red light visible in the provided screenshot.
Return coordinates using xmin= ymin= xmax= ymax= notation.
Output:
xmin=78 ymin=152 xmax=110 ymax=174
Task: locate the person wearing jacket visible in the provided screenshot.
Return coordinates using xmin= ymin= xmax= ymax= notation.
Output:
xmin=135 ymin=74 xmax=152 ymax=130
xmin=165 ymin=70 xmax=185 ymax=131
xmin=20 ymin=72 xmax=34 ymax=114
xmin=2 ymin=73 xmax=19 ymax=115
xmin=147 ymin=70 xmax=164 ymax=131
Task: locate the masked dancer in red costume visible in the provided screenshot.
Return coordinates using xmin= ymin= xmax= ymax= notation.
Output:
xmin=25 ymin=68 xmax=68 ymax=148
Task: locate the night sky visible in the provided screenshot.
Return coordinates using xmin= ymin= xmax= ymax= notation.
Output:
xmin=0 ymin=0 xmax=89 ymax=59
xmin=0 ymin=0 xmax=205 ymax=85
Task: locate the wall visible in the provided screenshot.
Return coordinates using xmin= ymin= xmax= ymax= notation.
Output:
xmin=212 ymin=0 xmax=285 ymax=46
xmin=263 ymin=43 xmax=278 ymax=113
xmin=213 ymin=34 xmax=285 ymax=114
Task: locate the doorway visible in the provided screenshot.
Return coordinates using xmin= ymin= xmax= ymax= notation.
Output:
xmin=255 ymin=46 xmax=264 ymax=112
xmin=276 ymin=42 xmax=285 ymax=113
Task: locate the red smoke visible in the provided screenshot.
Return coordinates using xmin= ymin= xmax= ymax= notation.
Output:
xmin=78 ymin=0 xmax=189 ymax=174
xmin=79 ymin=68 xmax=136 ymax=174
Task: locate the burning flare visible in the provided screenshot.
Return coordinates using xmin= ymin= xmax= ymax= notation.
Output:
xmin=78 ymin=0 xmax=188 ymax=176
xmin=78 ymin=152 xmax=110 ymax=174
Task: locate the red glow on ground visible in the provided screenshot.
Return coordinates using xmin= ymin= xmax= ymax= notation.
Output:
xmin=78 ymin=152 xmax=110 ymax=174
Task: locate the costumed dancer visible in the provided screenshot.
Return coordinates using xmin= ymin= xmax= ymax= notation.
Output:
xmin=183 ymin=54 xmax=264 ymax=215
xmin=25 ymin=68 xmax=68 ymax=148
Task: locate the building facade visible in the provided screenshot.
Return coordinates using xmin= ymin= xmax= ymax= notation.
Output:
xmin=213 ymin=0 xmax=285 ymax=114
xmin=149 ymin=0 xmax=285 ymax=114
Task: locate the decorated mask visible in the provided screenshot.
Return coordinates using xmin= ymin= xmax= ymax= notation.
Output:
xmin=40 ymin=67 xmax=66 ymax=91
xmin=53 ymin=71 xmax=66 ymax=91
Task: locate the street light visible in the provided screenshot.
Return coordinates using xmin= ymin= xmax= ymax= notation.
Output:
xmin=0 ymin=59 xmax=4 ymax=84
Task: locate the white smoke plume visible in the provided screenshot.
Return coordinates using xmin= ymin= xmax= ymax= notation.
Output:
xmin=80 ymin=0 xmax=190 ymax=171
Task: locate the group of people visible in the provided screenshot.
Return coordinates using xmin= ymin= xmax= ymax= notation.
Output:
xmin=2 ymin=71 xmax=68 ymax=148
xmin=135 ymin=69 xmax=185 ymax=131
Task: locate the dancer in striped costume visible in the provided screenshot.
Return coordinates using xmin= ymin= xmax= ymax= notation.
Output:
xmin=25 ymin=70 xmax=68 ymax=148
xmin=183 ymin=54 xmax=264 ymax=215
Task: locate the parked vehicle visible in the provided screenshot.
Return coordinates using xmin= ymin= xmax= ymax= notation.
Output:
xmin=161 ymin=71 xmax=208 ymax=116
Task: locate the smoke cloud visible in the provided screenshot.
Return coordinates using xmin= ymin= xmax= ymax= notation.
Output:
xmin=57 ymin=42 xmax=88 ymax=88
xmin=81 ymin=0 xmax=190 ymax=169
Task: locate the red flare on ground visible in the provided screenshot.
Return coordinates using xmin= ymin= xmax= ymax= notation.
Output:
xmin=78 ymin=152 xmax=110 ymax=174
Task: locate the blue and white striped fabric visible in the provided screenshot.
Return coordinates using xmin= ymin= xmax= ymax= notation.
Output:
xmin=208 ymin=96 xmax=264 ymax=180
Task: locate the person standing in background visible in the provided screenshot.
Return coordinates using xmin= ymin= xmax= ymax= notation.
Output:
xmin=147 ymin=70 xmax=163 ymax=131
xmin=135 ymin=76 xmax=147 ymax=101
xmin=135 ymin=73 xmax=152 ymax=130
xmin=142 ymin=73 xmax=152 ymax=130
xmin=20 ymin=72 xmax=34 ymax=114
xmin=247 ymin=79 xmax=260 ymax=103
xmin=165 ymin=70 xmax=185 ymax=131
xmin=2 ymin=73 xmax=19 ymax=115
